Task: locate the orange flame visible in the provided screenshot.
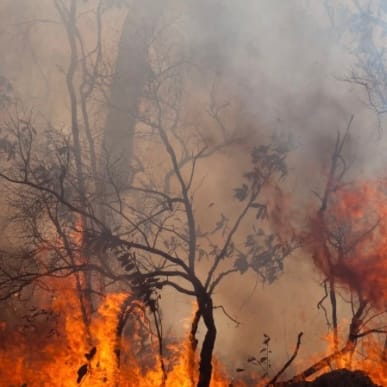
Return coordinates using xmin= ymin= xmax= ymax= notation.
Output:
xmin=309 ymin=179 xmax=387 ymax=309
xmin=304 ymin=179 xmax=387 ymax=385
xmin=320 ymin=327 xmax=387 ymax=385
xmin=2 ymin=179 xmax=387 ymax=386
xmin=0 ymin=278 xmax=237 ymax=386
xmin=0 ymin=213 xmax=238 ymax=386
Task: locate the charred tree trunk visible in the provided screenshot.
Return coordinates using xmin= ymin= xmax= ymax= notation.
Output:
xmin=189 ymin=308 xmax=201 ymax=384
xmin=197 ymin=294 xmax=216 ymax=387
xmin=328 ymin=277 xmax=339 ymax=355
xmin=382 ymin=334 xmax=387 ymax=363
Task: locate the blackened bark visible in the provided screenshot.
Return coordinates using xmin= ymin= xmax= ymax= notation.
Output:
xmin=189 ymin=308 xmax=201 ymax=384
xmin=190 ymin=308 xmax=201 ymax=351
xmin=382 ymin=334 xmax=387 ymax=363
xmin=281 ymin=369 xmax=380 ymax=387
xmin=329 ymin=277 xmax=339 ymax=354
xmin=197 ymin=295 xmax=216 ymax=387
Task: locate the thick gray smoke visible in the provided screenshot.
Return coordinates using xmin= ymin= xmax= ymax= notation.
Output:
xmin=0 ymin=0 xmax=385 ymax=380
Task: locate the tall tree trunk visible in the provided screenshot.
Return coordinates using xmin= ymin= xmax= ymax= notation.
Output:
xmin=197 ymin=294 xmax=216 ymax=387
xmin=97 ymin=1 xmax=162 ymax=294
xmin=189 ymin=308 xmax=201 ymax=384
xmin=101 ymin=9 xmax=144 ymax=189
xmin=101 ymin=1 xmax=162 ymax=210
xmin=55 ymin=0 xmax=93 ymax=331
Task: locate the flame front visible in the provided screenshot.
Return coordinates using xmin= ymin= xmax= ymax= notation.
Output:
xmin=1 ymin=180 xmax=387 ymax=386
xmin=0 ymin=277 xmax=236 ymax=386
xmin=305 ymin=178 xmax=387 ymax=385
xmin=313 ymin=180 xmax=387 ymax=308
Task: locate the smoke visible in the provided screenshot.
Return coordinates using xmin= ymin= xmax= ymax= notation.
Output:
xmin=178 ymin=0 xmax=386 ymax=372
xmin=0 ymin=0 xmax=386 ymax=381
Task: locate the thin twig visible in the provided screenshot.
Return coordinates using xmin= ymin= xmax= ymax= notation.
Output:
xmin=266 ymin=332 xmax=303 ymax=386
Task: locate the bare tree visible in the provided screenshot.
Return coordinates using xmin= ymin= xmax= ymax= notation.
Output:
xmin=325 ymin=0 xmax=387 ymax=128
xmin=280 ymin=118 xmax=387 ymax=384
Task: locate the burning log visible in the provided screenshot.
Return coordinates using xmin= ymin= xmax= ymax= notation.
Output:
xmin=283 ymin=369 xmax=381 ymax=387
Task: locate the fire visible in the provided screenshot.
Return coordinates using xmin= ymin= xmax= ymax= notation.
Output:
xmin=1 ymin=179 xmax=386 ymax=386
xmin=0 ymin=277 xmax=236 ymax=386
xmin=334 ymin=180 xmax=387 ymax=307
xmin=353 ymin=336 xmax=387 ymax=385
xmin=310 ymin=179 xmax=387 ymax=308
xmin=304 ymin=178 xmax=387 ymax=385
xmin=320 ymin=327 xmax=387 ymax=386
xmin=0 ymin=215 xmax=237 ymax=386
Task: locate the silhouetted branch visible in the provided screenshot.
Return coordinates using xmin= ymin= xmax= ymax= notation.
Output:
xmin=268 ymin=332 xmax=303 ymax=386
